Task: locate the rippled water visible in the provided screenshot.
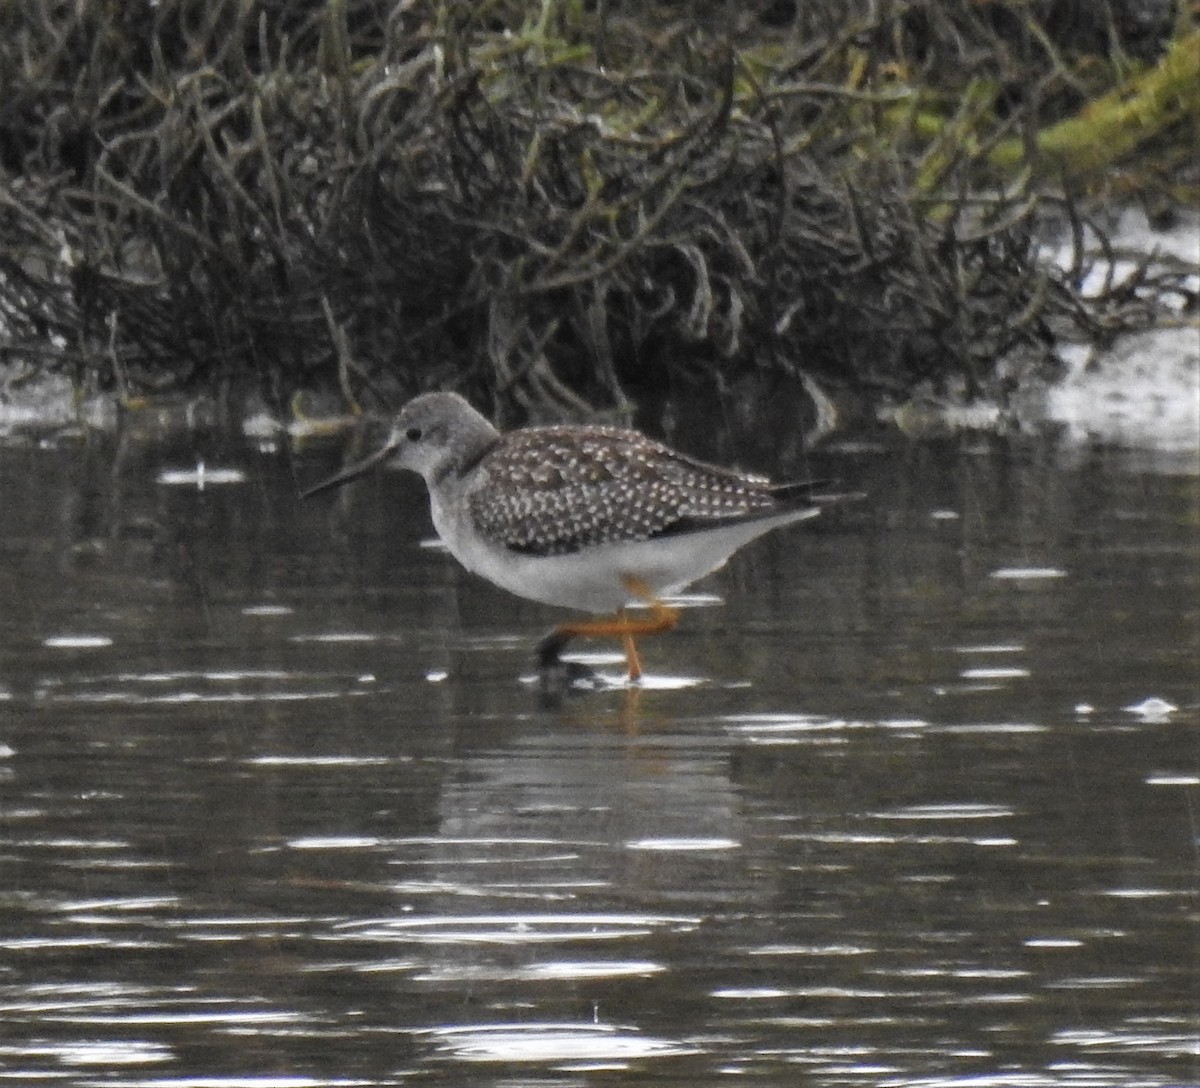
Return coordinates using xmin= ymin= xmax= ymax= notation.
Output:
xmin=0 ymin=421 xmax=1196 ymax=1087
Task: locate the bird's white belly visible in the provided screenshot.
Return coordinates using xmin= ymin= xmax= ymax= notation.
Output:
xmin=431 ymin=498 xmax=818 ymax=614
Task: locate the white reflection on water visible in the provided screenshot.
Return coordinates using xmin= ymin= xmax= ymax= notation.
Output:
xmin=724 ymin=714 xmax=852 ymax=734
xmin=1100 ymin=887 xmax=1189 ymax=899
xmin=34 ymin=1007 xmax=308 ymax=1026
xmin=1145 ymin=772 xmax=1200 ymax=786
xmin=113 ymin=670 xmax=294 ymax=683
xmin=1123 ymin=696 xmax=1178 ymax=721
xmin=251 ymin=757 xmax=393 ymax=770
xmin=285 ymin=834 xmax=596 ymax=850
xmin=0 ymin=1038 xmax=173 ymax=1066
xmin=43 ymin=634 xmax=114 ymax=648
xmin=409 ymin=959 xmax=665 ymax=982
xmin=0 ymin=935 xmax=167 ymax=951
xmin=880 ymin=1077 xmax=1112 ymax=1087
xmin=868 ymin=803 xmax=1015 ymax=820
xmin=418 ymin=1021 xmax=699 ymax=1064
xmin=76 ymin=1078 xmax=372 ymax=1087
xmin=51 ymin=895 xmax=182 ymax=912
xmin=783 ymin=831 xmax=1019 ymax=847
xmin=929 ymin=722 xmax=1048 ymax=734
xmin=710 ymin=985 xmax=794 ymax=998
xmin=39 ymin=689 xmax=373 ymax=705
xmin=959 ymin=666 xmax=1031 ymax=679
xmin=870 ymin=967 xmax=1029 ymax=980
xmin=285 ymin=834 xmax=389 ymax=848
xmin=328 ymin=912 xmax=702 ymax=946
xmin=519 ymin=960 xmax=664 ymax=980
xmin=34 ymin=666 xmax=380 ymax=706
xmin=1051 ymin=1026 xmax=1200 ymax=1057
xmin=288 ymin=632 xmax=381 ymax=643
xmin=725 ymin=715 xmax=1052 ymax=741
xmin=1046 ymin=976 xmax=1143 ymax=990
xmin=744 ymin=943 xmax=876 ymax=957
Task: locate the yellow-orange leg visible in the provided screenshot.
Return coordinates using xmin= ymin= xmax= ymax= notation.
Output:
xmin=537 ymin=575 xmax=679 ymax=682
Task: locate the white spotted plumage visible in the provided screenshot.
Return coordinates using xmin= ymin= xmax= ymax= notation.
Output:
xmin=465 ymin=425 xmax=786 ymax=557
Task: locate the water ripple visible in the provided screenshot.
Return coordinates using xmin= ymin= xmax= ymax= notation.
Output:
xmin=418 ymin=1021 xmax=699 ymax=1064
xmin=329 ymin=911 xmax=702 ymax=946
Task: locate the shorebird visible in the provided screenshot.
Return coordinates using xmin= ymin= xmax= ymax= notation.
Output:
xmin=304 ymin=392 xmax=842 ymax=681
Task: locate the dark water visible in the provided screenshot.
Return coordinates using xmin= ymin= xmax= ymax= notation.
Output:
xmin=0 ymin=420 xmax=1196 ymax=1087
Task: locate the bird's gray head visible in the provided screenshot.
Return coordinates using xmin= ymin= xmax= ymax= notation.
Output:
xmin=302 ymin=392 xmax=499 ymax=496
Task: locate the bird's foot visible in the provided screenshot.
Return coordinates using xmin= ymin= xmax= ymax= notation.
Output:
xmin=540 ymin=576 xmax=679 ymax=685
xmin=535 ymin=629 xmax=605 ymax=695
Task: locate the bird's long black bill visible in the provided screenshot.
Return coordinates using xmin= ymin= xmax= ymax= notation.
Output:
xmin=301 ymin=441 xmax=394 ymax=498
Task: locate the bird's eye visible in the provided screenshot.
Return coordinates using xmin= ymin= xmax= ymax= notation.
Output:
xmin=406 ymin=427 xmax=423 ymax=442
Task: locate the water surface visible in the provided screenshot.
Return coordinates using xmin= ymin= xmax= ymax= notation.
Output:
xmin=0 ymin=422 xmax=1196 ymax=1087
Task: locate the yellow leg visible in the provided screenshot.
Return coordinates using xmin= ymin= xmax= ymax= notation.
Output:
xmin=544 ymin=575 xmax=679 ymax=682
xmin=621 ymin=626 xmax=643 ymax=682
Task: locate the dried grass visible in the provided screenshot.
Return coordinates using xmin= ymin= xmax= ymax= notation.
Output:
xmin=0 ymin=0 xmax=1193 ymax=417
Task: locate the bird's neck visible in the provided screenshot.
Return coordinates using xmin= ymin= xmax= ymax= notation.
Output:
xmin=453 ymin=434 xmax=501 ymax=479
xmin=429 ymin=418 xmax=501 ymax=488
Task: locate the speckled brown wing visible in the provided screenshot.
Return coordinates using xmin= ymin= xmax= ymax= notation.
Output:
xmin=465 ymin=425 xmax=791 ymax=557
